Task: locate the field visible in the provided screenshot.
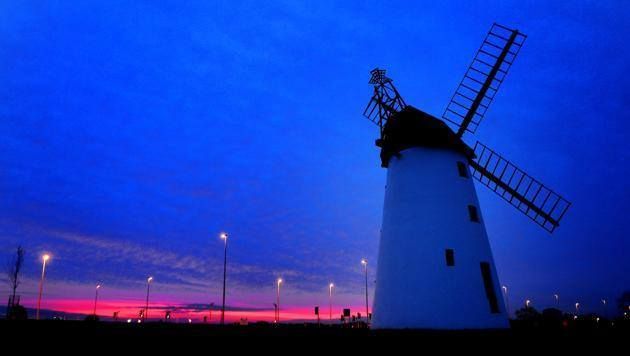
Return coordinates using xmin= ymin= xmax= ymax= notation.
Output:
xmin=2 ymin=319 xmax=627 ymax=348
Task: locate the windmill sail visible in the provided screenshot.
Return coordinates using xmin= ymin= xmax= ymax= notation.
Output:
xmin=443 ymin=23 xmax=526 ymax=137
xmin=469 ymin=141 xmax=571 ymax=233
xmin=363 ymin=68 xmax=407 ymax=134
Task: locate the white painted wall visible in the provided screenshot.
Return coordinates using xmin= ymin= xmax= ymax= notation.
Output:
xmin=372 ymin=146 xmax=508 ymax=329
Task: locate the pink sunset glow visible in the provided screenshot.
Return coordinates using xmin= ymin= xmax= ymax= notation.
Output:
xmin=19 ymin=297 xmax=366 ymax=323
xmin=11 ymin=275 xmax=371 ymax=323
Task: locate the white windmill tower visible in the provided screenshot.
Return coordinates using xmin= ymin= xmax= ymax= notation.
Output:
xmin=363 ymin=23 xmax=571 ymax=329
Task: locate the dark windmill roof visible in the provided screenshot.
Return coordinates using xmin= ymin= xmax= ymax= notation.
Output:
xmin=376 ymin=106 xmax=475 ymax=167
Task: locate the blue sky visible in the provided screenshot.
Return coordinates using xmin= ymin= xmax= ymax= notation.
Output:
xmin=0 ymin=0 xmax=628 ymax=317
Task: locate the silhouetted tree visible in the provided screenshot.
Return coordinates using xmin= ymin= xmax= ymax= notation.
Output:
xmin=515 ymin=306 xmax=541 ymax=321
xmin=6 ymin=246 xmax=25 ymax=317
xmin=540 ymin=308 xmax=564 ymax=327
xmin=542 ymin=308 xmax=563 ymax=321
xmin=617 ymin=290 xmax=630 ymax=316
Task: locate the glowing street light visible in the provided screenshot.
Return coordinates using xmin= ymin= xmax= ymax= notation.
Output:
xmin=220 ymin=232 xmax=228 ymax=325
xmin=93 ymin=284 xmax=101 ymax=316
xmin=525 ymin=299 xmax=531 ymax=308
xmin=276 ymin=278 xmax=283 ymax=323
xmin=575 ymin=302 xmax=580 ymax=316
xmin=144 ymin=276 xmax=153 ymax=322
xmin=501 ymin=286 xmax=510 ymax=317
xmin=601 ymin=299 xmax=607 ymax=318
xmin=328 ymin=283 xmax=334 ymax=322
xmin=36 ymin=254 xmax=51 ymax=320
xmin=361 ymin=258 xmax=369 ymax=322
xmin=554 ymin=293 xmax=559 ymax=308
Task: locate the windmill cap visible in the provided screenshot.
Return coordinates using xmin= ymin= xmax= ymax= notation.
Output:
xmin=376 ymin=106 xmax=474 ymax=167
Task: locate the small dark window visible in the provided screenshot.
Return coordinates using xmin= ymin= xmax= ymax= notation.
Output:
xmin=480 ymin=262 xmax=500 ymax=313
xmin=457 ymin=161 xmax=468 ymax=178
xmin=468 ymin=205 xmax=480 ymax=222
xmin=445 ymin=249 xmax=455 ymax=266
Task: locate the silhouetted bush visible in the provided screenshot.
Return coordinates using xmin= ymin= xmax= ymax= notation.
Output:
xmin=617 ymin=290 xmax=630 ymax=315
xmin=6 ymin=304 xmax=27 ymax=320
xmin=84 ymin=314 xmax=100 ymax=322
xmin=537 ymin=308 xmax=567 ymax=328
xmin=542 ymin=308 xmax=562 ymax=321
xmin=515 ymin=306 xmax=541 ymax=321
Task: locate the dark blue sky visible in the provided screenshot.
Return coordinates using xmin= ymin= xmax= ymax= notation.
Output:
xmin=1 ymin=1 xmax=628 ymax=316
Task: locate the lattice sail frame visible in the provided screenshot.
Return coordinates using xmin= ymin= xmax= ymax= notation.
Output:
xmin=363 ymin=68 xmax=407 ymax=135
xmin=443 ymin=23 xmax=527 ymax=137
xmin=360 ymin=26 xmax=571 ymax=234
xmin=469 ymin=141 xmax=571 ymax=233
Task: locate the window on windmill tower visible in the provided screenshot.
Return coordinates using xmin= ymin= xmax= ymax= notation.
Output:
xmin=457 ymin=161 xmax=469 ymax=178
xmin=445 ymin=249 xmax=455 ymax=266
xmin=468 ymin=205 xmax=480 ymax=222
xmin=480 ymin=262 xmax=500 ymax=313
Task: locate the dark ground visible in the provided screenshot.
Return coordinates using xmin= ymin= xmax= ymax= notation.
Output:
xmin=1 ymin=319 xmax=627 ymax=350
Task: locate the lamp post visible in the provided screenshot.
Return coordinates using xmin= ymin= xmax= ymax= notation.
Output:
xmin=525 ymin=299 xmax=531 ymax=308
xmin=276 ymin=278 xmax=283 ymax=324
xmin=328 ymin=283 xmax=334 ymax=322
xmin=575 ymin=302 xmax=580 ymax=316
xmin=220 ymin=232 xmax=228 ymax=325
xmin=501 ymin=286 xmax=509 ymax=317
xmin=93 ymin=284 xmax=101 ymax=316
xmin=601 ymin=299 xmax=607 ymax=318
xmin=361 ymin=258 xmax=369 ymax=322
xmin=144 ymin=276 xmax=153 ymax=322
xmin=554 ymin=293 xmax=559 ymax=309
xmin=36 ymin=254 xmax=51 ymax=320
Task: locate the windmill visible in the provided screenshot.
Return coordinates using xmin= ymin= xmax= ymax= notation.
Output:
xmin=363 ymin=23 xmax=571 ymax=329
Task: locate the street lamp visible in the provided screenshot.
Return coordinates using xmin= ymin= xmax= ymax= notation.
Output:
xmin=220 ymin=232 xmax=228 ymax=325
xmin=554 ymin=293 xmax=559 ymax=308
xmin=601 ymin=299 xmax=607 ymax=318
xmin=361 ymin=258 xmax=369 ymax=322
xmin=93 ymin=284 xmax=101 ymax=316
xmin=36 ymin=254 xmax=51 ymax=320
xmin=575 ymin=302 xmax=580 ymax=316
xmin=525 ymin=299 xmax=531 ymax=308
xmin=501 ymin=286 xmax=509 ymax=317
xmin=144 ymin=276 xmax=153 ymax=322
xmin=276 ymin=278 xmax=283 ymax=323
xmin=328 ymin=283 xmax=334 ymax=322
